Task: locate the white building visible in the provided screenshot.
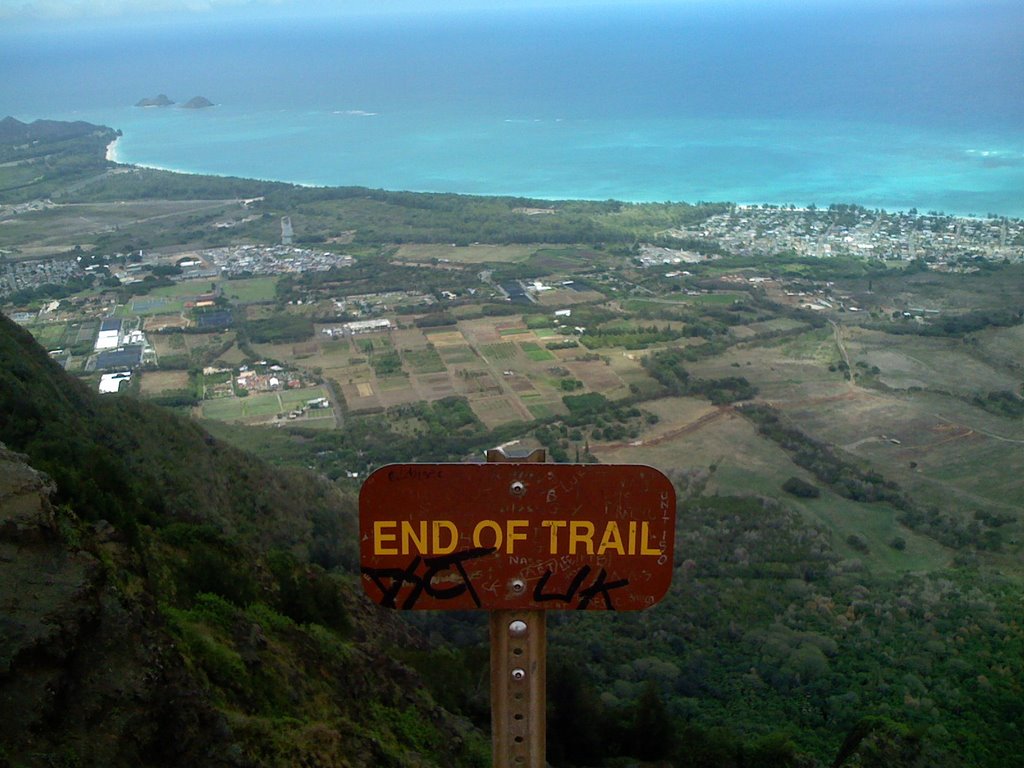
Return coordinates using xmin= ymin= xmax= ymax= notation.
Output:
xmin=98 ymin=371 xmax=131 ymax=394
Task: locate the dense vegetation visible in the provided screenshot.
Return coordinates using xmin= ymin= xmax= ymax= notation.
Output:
xmin=0 ymin=117 xmax=119 ymax=203
xmin=0 ymin=313 xmax=489 ymax=767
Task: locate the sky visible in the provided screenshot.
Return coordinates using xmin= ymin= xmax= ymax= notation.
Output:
xmin=0 ymin=0 xmax=990 ymax=23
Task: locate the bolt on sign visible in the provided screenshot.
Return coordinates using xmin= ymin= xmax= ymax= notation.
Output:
xmin=359 ymin=463 xmax=676 ymax=611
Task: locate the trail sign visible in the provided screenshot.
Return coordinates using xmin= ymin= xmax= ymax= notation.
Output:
xmin=359 ymin=463 xmax=676 ymax=611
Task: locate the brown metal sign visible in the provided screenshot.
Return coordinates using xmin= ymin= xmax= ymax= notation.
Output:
xmin=359 ymin=463 xmax=676 ymax=611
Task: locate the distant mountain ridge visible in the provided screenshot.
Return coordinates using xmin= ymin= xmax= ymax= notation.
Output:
xmin=0 ymin=115 xmax=110 ymax=143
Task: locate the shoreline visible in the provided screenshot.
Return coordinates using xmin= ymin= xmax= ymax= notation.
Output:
xmin=105 ymin=137 xmax=120 ymax=163
xmin=105 ymin=131 xmax=1023 ymax=222
xmin=112 ymin=156 xmax=1023 ymax=222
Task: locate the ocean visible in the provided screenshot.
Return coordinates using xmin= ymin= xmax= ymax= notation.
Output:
xmin=2 ymin=2 xmax=1023 ymax=216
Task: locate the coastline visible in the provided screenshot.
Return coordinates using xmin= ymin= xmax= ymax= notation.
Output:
xmin=105 ymin=137 xmax=120 ymax=163
xmin=103 ymin=124 xmax=1024 ymax=221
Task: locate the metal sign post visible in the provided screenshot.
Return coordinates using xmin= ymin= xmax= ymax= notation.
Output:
xmin=358 ymin=455 xmax=676 ymax=768
xmin=485 ymin=447 xmax=546 ymax=768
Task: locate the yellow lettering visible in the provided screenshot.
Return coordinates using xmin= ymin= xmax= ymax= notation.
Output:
xmin=401 ymin=520 xmax=427 ymax=555
xmin=373 ymin=520 xmax=398 ymax=555
xmin=473 ymin=520 xmax=503 ymax=551
xmin=569 ymin=521 xmax=595 ymax=555
xmin=542 ymin=520 xmax=566 ymax=553
xmin=628 ymin=521 xmax=638 ymax=555
xmin=432 ymin=520 xmax=458 ymax=555
xmin=597 ymin=521 xmax=625 ymax=555
xmin=640 ymin=521 xmax=662 ymax=555
xmin=506 ymin=519 xmax=529 ymax=554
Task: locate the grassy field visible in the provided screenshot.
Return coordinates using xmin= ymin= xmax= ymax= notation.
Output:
xmin=520 ymin=341 xmax=555 ymax=361
xmin=393 ymin=243 xmax=537 ymax=264
xmin=0 ymin=200 xmax=238 ymax=251
xmin=402 ymin=346 xmax=446 ymax=373
xmin=199 ymin=385 xmax=330 ymax=424
xmin=222 ymin=276 xmax=278 ymax=303
xmin=148 ymin=279 xmax=219 ymax=300
xmin=139 ymin=370 xmax=190 ymax=395
xmin=27 ymin=323 xmax=68 ymax=348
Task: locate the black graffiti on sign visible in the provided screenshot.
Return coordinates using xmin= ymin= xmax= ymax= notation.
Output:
xmin=533 ymin=565 xmax=630 ymax=610
xmin=361 ymin=547 xmax=496 ymax=609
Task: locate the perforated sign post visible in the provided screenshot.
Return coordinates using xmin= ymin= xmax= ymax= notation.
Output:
xmin=359 ymin=451 xmax=676 ymax=768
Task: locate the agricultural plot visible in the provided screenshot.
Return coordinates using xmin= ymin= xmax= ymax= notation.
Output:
xmin=72 ymin=321 xmax=97 ymax=345
xmin=534 ymin=287 xmax=604 ymax=306
xmin=480 ymin=342 xmax=519 ymax=362
xmin=144 ymin=313 xmax=189 ymax=331
xmin=412 ymin=372 xmax=457 ymax=400
xmin=374 ymin=378 xmax=421 ymax=409
xmin=458 ymin=318 xmax=504 ymax=346
xmin=437 ymin=344 xmax=477 ymax=365
xmin=564 ymin=358 xmax=626 ymax=395
xmin=139 ymin=370 xmax=190 ymax=395
xmin=27 ymin=323 xmax=68 ymax=348
xmin=402 ymin=346 xmax=446 ymax=374
xmin=149 ymin=334 xmax=182 ymax=359
xmin=453 ymin=370 xmax=502 ymax=396
xmin=519 ymin=341 xmax=555 ymax=361
xmin=339 ymin=380 xmax=382 ymax=413
xmin=469 ymin=395 xmax=531 ymax=428
xmin=422 ymin=329 xmax=467 ymax=347
xmin=526 ymin=402 xmax=562 ymax=419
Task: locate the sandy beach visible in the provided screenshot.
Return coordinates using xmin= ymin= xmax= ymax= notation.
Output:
xmin=105 ymin=137 xmax=120 ymax=162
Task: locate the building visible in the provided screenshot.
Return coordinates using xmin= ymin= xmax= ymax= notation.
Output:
xmin=95 ymin=344 xmax=143 ymax=370
xmin=345 ymin=318 xmax=392 ymax=335
xmin=98 ymin=371 xmax=131 ymax=394
xmin=94 ymin=317 xmax=122 ymax=351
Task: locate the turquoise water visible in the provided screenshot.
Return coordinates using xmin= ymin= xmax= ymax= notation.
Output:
xmin=3 ymin=4 xmax=1023 ymax=216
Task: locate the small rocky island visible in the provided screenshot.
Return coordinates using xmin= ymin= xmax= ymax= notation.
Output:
xmin=134 ymin=95 xmax=214 ymax=109
xmin=134 ymin=94 xmax=174 ymax=107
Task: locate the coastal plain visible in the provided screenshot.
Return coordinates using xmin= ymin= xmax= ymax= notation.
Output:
xmin=3 ymin=119 xmax=1024 ymax=767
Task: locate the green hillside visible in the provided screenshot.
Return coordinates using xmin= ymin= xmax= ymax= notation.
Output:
xmin=0 ymin=311 xmax=488 ymax=767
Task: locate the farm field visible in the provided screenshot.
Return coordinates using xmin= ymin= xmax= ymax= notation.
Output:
xmin=139 ymin=370 xmax=190 ymax=395
xmin=26 ymin=322 xmax=68 ymax=348
xmin=198 ymin=385 xmax=332 ymax=425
